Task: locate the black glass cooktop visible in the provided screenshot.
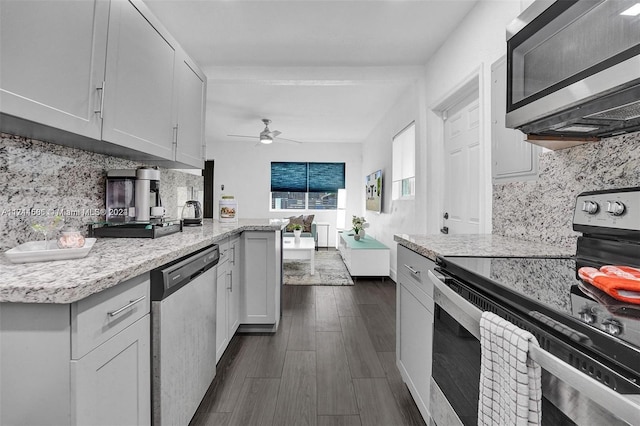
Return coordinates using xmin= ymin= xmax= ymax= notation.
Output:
xmin=438 ymin=256 xmax=640 ymax=374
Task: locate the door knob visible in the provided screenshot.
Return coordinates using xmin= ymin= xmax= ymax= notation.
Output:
xmin=440 ymin=226 xmax=449 ymax=234
xmin=443 ymin=212 xmax=449 ymax=219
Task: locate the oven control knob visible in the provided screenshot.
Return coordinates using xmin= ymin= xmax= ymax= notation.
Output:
xmin=606 ymin=201 xmax=626 ymax=216
xmin=578 ymin=309 xmax=596 ymax=324
xmin=582 ymin=200 xmax=599 ymax=215
xmin=601 ymin=318 xmax=623 ymax=336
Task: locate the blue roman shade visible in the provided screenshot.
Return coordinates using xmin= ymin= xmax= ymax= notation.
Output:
xmin=271 ymin=162 xmax=345 ymax=193
xmin=271 ymin=162 xmax=307 ymax=192
xmin=308 ymin=162 xmax=345 ymax=192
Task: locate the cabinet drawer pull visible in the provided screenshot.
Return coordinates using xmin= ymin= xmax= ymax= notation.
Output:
xmin=403 ymin=264 xmax=421 ymax=276
xmin=94 ymin=81 xmax=105 ymax=119
xmin=108 ymin=295 xmax=146 ymax=318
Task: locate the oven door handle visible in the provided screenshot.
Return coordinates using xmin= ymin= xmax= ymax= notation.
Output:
xmin=429 ymin=270 xmax=482 ymax=340
xmin=427 ymin=271 xmax=640 ymax=425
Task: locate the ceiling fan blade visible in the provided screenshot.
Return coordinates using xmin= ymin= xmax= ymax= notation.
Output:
xmin=227 ymin=134 xmax=259 ymax=140
xmin=275 ymin=137 xmax=303 ymax=144
xmin=270 ymin=130 xmax=282 ymax=138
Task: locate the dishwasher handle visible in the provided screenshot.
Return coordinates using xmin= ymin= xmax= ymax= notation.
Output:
xmin=151 ymin=245 xmax=219 ymax=301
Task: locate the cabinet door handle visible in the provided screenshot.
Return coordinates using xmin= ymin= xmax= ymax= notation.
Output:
xmin=403 ymin=264 xmax=420 ymax=276
xmin=108 ymin=295 xmax=146 ymax=318
xmin=94 ymin=81 xmax=105 ymax=119
xmin=227 ymin=270 xmax=233 ymax=291
xmin=231 ymin=246 xmax=236 ymax=265
xmin=172 ymin=124 xmax=179 ymax=156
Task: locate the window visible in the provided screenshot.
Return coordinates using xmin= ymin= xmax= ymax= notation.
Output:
xmin=392 ymin=122 xmax=415 ymax=200
xmin=271 ymin=162 xmax=345 ymax=210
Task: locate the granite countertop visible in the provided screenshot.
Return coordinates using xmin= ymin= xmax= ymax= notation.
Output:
xmin=394 ymin=233 xmax=575 ymax=262
xmin=0 ymin=219 xmax=287 ymax=304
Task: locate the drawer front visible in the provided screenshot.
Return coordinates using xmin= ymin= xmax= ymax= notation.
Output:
xmin=397 ymin=245 xmax=435 ymax=298
xmin=218 ymin=238 xmax=230 ymax=266
xmin=397 ymin=270 xmax=434 ymax=312
xmin=72 ymin=272 xmax=150 ymax=359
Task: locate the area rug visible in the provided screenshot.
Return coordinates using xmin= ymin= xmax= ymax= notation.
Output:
xmin=284 ymin=249 xmax=354 ymax=285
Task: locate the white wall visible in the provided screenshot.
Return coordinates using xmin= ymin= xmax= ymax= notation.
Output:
xmin=208 ymin=0 xmax=529 ymax=277
xmin=209 ymin=140 xmax=362 ymax=247
xmin=362 ymin=0 xmax=525 ymax=280
xmin=361 ymin=83 xmax=423 ymax=280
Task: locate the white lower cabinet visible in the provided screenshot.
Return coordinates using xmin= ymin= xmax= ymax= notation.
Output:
xmin=228 ymin=236 xmax=241 ymax=337
xmin=72 ymin=315 xmax=150 ymax=426
xmin=241 ymin=231 xmax=281 ymax=330
xmin=216 ymin=244 xmax=230 ymax=363
xmin=0 ymin=273 xmax=151 ymax=426
xmin=396 ymin=245 xmax=436 ymax=422
xmin=215 ymin=236 xmax=242 ymax=363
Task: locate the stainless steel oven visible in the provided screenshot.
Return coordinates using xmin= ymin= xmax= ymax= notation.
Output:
xmin=429 ymin=268 xmax=637 ymax=426
xmin=428 ymin=187 xmax=640 ymax=426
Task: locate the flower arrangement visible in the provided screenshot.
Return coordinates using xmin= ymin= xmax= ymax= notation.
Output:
xmin=352 ymin=215 xmax=367 ymax=234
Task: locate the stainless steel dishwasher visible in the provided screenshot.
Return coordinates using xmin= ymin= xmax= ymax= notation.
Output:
xmin=150 ymin=244 xmax=219 ymax=426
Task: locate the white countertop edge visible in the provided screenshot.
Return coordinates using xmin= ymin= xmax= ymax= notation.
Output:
xmin=394 ymin=233 xmax=575 ymax=262
xmin=0 ymin=220 xmax=286 ymax=304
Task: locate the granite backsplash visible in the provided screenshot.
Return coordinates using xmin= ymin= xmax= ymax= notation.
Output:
xmin=493 ymin=132 xmax=640 ymax=250
xmin=0 ymin=133 xmax=203 ymax=251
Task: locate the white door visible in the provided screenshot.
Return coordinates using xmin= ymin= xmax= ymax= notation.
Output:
xmin=442 ymin=92 xmax=481 ymax=234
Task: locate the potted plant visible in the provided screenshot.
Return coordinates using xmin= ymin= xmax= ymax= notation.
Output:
xmin=352 ymin=215 xmax=367 ymax=240
xmin=291 ymin=223 xmax=303 ymax=242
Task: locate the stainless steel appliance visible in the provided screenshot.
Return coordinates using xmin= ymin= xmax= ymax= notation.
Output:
xmin=97 ymin=166 xmax=181 ymax=238
xmin=182 ymin=200 xmax=203 ymax=226
xmin=430 ymin=187 xmax=640 ymax=425
xmin=150 ymin=245 xmax=219 ymax=426
xmin=506 ymin=0 xmax=640 ymax=141
xmin=106 ymin=167 xmax=163 ymax=222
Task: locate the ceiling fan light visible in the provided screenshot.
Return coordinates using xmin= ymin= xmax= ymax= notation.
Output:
xmin=260 ymin=135 xmax=273 ymax=144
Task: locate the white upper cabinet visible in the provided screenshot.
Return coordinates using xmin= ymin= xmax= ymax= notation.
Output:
xmin=102 ymin=0 xmax=176 ymax=161
xmin=175 ymin=53 xmax=207 ymax=168
xmin=0 ymin=0 xmax=109 ymax=140
xmin=491 ymin=55 xmax=541 ymax=183
xmin=0 ymin=0 xmax=206 ymax=169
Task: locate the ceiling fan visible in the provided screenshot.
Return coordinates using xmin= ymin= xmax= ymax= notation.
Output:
xmin=227 ymin=119 xmax=303 ymax=145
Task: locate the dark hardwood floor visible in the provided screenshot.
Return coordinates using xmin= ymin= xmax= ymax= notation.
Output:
xmin=190 ymin=280 xmax=426 ymax=426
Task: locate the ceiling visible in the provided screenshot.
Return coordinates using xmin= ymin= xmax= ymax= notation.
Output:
xmin=144 ymin=0 xmax=479 ymax=145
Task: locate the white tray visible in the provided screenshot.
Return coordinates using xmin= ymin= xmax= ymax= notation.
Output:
xmin=5 ymin=238 xmax=96 ymax=263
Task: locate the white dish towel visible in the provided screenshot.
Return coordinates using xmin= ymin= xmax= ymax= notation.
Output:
xmin=478 ymin=311 xmax=542 ymax=426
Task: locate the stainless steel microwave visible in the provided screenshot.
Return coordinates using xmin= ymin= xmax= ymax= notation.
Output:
xmin=505 ymin=0 xmax=640 ymax=141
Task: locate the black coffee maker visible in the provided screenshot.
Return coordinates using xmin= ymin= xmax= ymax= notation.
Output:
xmin=105 ymin=167 xmax=162 ymax=222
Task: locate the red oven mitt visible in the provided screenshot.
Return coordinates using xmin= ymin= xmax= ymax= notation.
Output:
xmin=578 ymin=265 xmax=640 ymax=305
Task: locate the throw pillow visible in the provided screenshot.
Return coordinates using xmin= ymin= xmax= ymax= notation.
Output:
xmin=286 ymin=215 xmax=304 ymax=232
xmin=302 ymin=214 xmax=315 ymax=233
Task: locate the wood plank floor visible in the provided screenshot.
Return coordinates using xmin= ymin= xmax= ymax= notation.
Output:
xmin=190 ymin=280 xmax=426 ymax=426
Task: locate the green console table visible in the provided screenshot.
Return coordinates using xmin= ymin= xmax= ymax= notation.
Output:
xmin=337 ymin=231 xmax=390 ymax=277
